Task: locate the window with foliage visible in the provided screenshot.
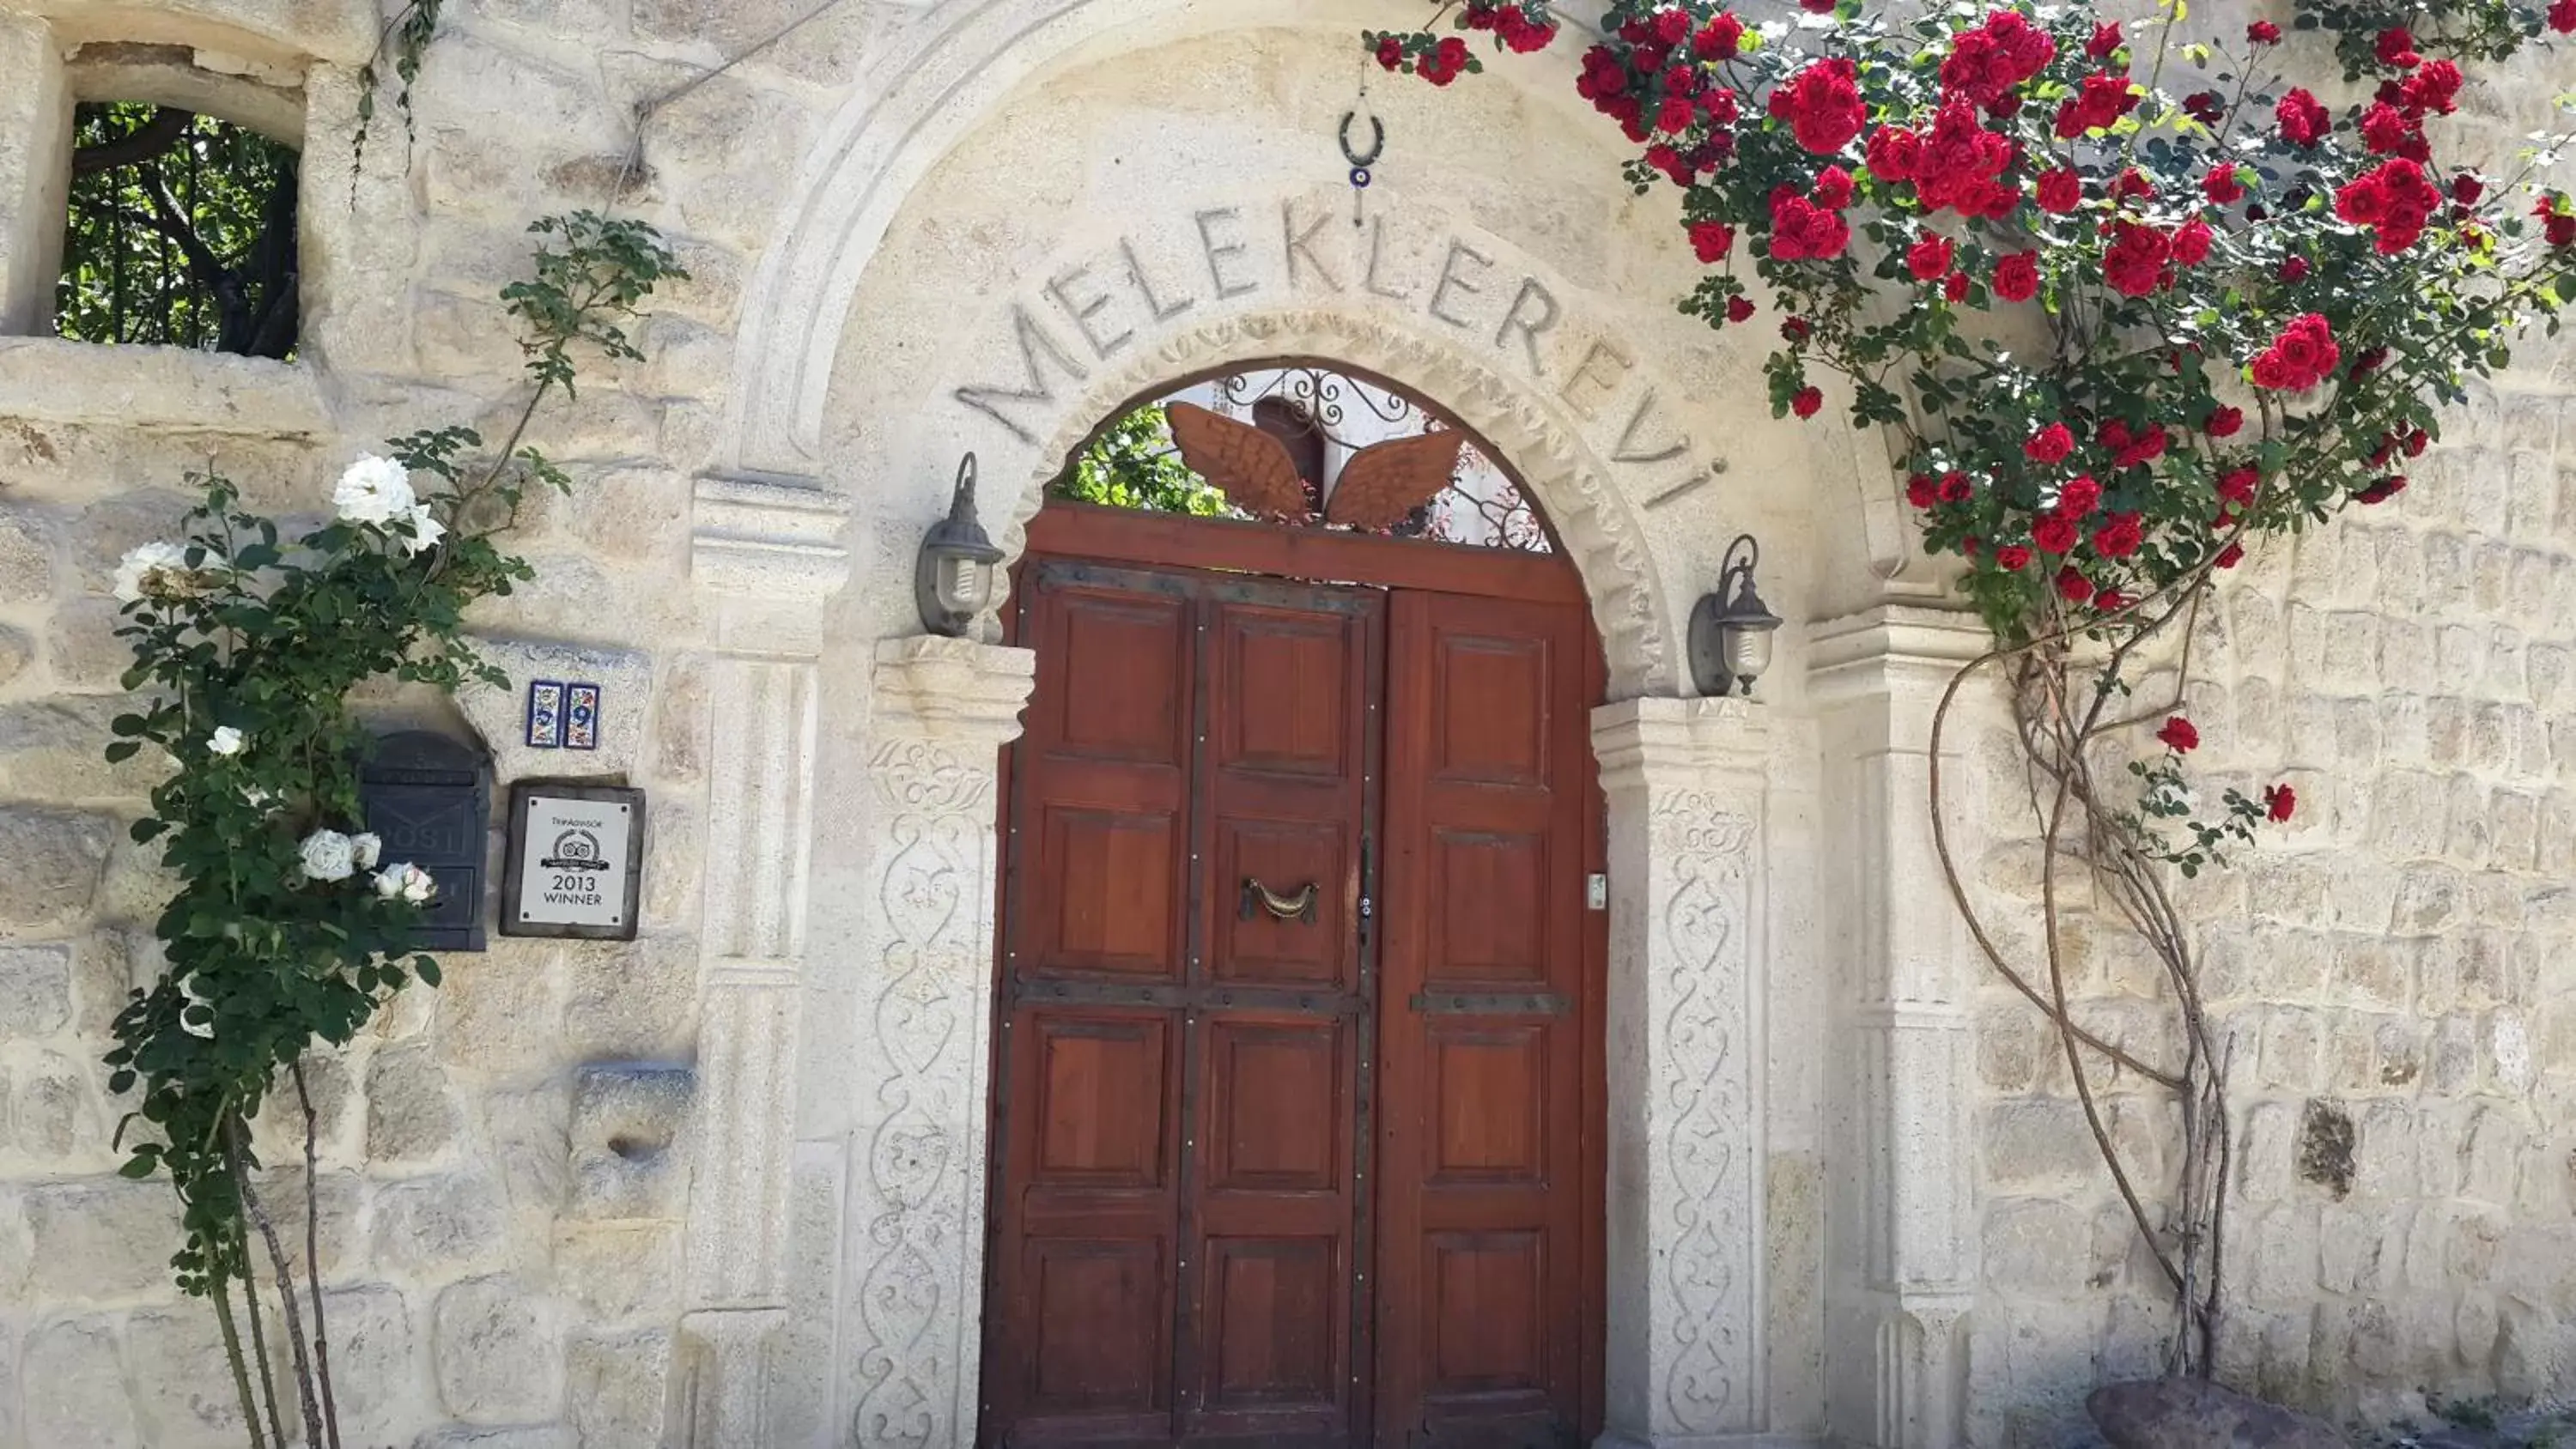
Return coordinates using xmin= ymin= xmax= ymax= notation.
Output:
xmin=56 ymin=103 xmax=299 ymax=357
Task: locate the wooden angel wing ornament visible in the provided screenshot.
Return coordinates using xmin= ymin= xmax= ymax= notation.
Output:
xmin=1321 ymin=428 xmax=1467 ymax=530
xmin=1164 ymin=402 xmax=1313 ymax=520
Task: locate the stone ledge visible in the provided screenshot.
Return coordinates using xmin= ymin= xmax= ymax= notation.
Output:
xmin=15 ymin=0 xmax=379 ymax=68
xmin=0 ymin=336 xmax=328 ymax=436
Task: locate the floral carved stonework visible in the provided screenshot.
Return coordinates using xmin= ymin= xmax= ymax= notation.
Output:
xmin=848 ymin=639 xmax=1034 ymax=1449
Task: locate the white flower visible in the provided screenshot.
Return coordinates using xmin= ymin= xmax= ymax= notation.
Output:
xmin=112 ymin=541 xmax=189 ymax=604
xmin=374 ymin=863 xmax=437 ymax=905
xmin=332 ymin=455 xmax=417 ymax=528
xmin=350 ymin=833 xmax=382 ymax=869
xmin=395 ymin=503 xmax=447 ymax=555
xmin=299 ymin=828 xmax=356 ymax=882
xmin=205 ymin=726 xmax=246 ymax=757
xmin=243 ymin=787 xmax=277 ymax=812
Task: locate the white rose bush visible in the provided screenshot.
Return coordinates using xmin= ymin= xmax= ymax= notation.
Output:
xmin=100 ymin=211 xmax=678 ymax=1449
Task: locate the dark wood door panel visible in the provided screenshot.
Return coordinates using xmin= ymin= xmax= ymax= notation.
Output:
xmin=1376 ymin=590 xmax=1595 ymax=1449
xmin=991 ymin=557 xmax=1382 ymax=1449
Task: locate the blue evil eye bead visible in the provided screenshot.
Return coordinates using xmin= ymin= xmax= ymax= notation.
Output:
xmin=1351 ymin=167 xmax=1373 ymax=188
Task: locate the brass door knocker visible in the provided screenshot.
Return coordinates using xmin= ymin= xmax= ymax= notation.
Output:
xmin=1240 ymin=878 xmax=1320 ymax=925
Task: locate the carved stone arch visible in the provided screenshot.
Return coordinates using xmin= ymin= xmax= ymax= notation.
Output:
xmin=991 ymin=304 xmax=1681 ymax=700
xmin=723 ymin=0 xmax=1622 ymax=479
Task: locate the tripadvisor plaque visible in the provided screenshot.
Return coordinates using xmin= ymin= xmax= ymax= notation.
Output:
xmin=501 ymin=785 xmax=645 ymax=939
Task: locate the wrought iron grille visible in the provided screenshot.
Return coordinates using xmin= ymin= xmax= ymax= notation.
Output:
xmin=1054 ymin=363 xmax=1554 ymax=554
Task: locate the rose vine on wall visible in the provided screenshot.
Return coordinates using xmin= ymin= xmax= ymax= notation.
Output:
xmin=101 ymin=210 xmax=680 ymax=1449
xmin=1372 ymin=0 xmax=2576 ymax=1373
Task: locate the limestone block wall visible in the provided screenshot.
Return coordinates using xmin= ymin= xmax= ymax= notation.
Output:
xmin=0 ymin=0 xmax=859 ymax=1443
xmin=1957 ymin=36 xmax=2576 ymax=1447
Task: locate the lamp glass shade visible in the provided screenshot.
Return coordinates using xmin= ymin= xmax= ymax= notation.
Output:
xmin=935 ymin=552 xmax=992 ymax=617
xmin=1720 ymin=621 xmax=1776 ymax=686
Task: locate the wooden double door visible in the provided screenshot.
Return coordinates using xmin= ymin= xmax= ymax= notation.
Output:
xmin=981 ymin=509 xmax=1605 ymax=1448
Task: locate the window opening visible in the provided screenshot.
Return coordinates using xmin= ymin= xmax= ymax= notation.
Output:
xmin=56 ymin=103 xmax=299 ymax=356
xmin=1052 ymin=363 xmax=1554 ymax=554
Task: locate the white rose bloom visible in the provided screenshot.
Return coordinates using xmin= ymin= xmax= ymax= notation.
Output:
xmin=375 ymin=863 xmax=437 ymax=905
xmin=299 ymin=828 xmax=356 ymax=882
xmin=112 ymin=541 xmax=190 ymax=604
xmin=397 ymin=503 xmax=447 ymax=555
xmin=207 ymin=726 xmax=246 ymax=756
xmin=350 ymin=832 xmax=382 ymax=869
xmin=332 ymin=454 xmax=417 ymax=528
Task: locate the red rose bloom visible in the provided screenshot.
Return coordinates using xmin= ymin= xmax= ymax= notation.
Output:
xmin=2249 ymin=19 xmax=2282 ymax=42
xmin=1907 ymin=234 xmax=1956 ymax=282
xmin=2406 ymin=429 xmax=2430 ymax=458
xmin=2087 ymin=21 xmax=2123 ymax=58
xmin=2184 ymin=90 xmax=2227 ymax=124
xmin=2453 ymin=173 xmax=2486 ymax=206
xmin=1814 ymin=165 xmax=1857 ymax=210
xmin=1689 ymin=221 xmax=1736 ymax=263
xmin=2203 ymin=163 xmax=2248 ymax=205
xmin=1790 ymin=386 xmax=1825 ymax=419
xmin=1769 ymin=191 xmax=1853 ymax=260
xmin=2277 ymin=88 xmax=2331 ymax=147
xmin=2032 ymin=512 xmax=2080 ymax=554
xmin=2360 ymin=102 xmax=2427 ymax=161
xmin=2055 ymin=70 xmax=2140 ymax=138
xmin=1941 ymin=10 xmax=2057 ymax=107
xmin=1993 ymin=251 xmax=2040 ymax=301
xmin=2055 ymin=566 xmax=2095 ymax=603
xmin=2092 ymin=512 xmax=2146 ymax=558
xmin=1725 ymin=294 xmax=1757 ymax=323
xmin=1696 ymin=12 xmax=1746 ymax=58
xmin=1771 ymin=58 xmax=1867 ymax=155
xmin=2554 ymin=0 xmax=2576 ymax=32
xmin=2102 ymin=222 xmax=2173 ymax=297
xmin=2206 ymin=406 xmax=2245 ymax=438
xmin=1996 ymin=544 xmax=2033 ymax=571
xmin=2095 ymin=589 xmax=2132 ymax=613
xmin=1937 ymin=471 xmax=1975 ymax=503
xmin=2357 ymin=475 xmax=2409 ymax=504
xmin=1376 ymin=35 xmax=1406 ymax=70
xmin=2403 ymin=60 xmax=2463 ymax=116
xmin=2251 ymin=313 xmax=2341 ymax=391
xmin=1905 ymin=473 xmax=1937 ymax=507
xmin=2374 ymin=26 xmax=2421 ymax=68
xmin=1782 ymin=316 xmax=1813 ymax=342
xmin=2036 ymin=167 xmax=2083 ymax=214
xmin=2279 ymin=255 xmax=2312 ymax=282
xmin=1867 ymin=126 xmax=1921 ymax=182
xmin=2026 ymin=422 xmax=2075 ymax=463
xmin=2338 ymin=157 xmax=2443 ymax=252
xmin=2540 ymin=194 xmax=2576 ymax=247
xmin=2101 ymin=420 xmax=2168 ymax=468
xmin=2217 ymin=466 xmax=2260 ymax=505
xmin=2215 ymin=542 xmax=2245 ymax=568
xmin=2157 ymin=716 xmax=2200 ymax=752
xmin=1943 ymin=270 xmax=1971 ymax=302
xmin=2172 ymin=218 xmax=2215 ymax=267
xmin=2263 ymin=784 xmax=2296 ymax=822
xmin=2058 ymin=475 xmax=2103 ymax=517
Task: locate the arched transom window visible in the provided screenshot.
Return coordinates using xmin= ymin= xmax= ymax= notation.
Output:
xmin=1054 ymin=361 xmax=1556 ymax=554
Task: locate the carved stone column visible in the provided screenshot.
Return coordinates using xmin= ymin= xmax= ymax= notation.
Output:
xmin=1593 ymin=696 xmax=1777 ymax=1449
xmin=844 ymin=635 xmax=1034 ymax=1449
xmin=1808 ymin=605 xmax=1991 ymax=1449
xmin=676 ymin=476 xmax=853 ymax=1446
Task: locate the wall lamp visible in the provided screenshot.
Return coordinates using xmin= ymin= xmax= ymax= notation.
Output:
xmin=1688 ymin=533 xmax=1783 ymax=698
xmin=915 ymin=453 xmax=1005 ymax=637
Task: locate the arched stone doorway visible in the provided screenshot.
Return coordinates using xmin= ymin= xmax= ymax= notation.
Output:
xmin=981 ymin=361 xmax=1607 ymax=1446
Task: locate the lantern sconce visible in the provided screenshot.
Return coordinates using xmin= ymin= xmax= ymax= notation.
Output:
xmin=1688 ymin=533 xmax=1784 ymax=699
xmin=914 ymin=452 xmax=1005 ymax=638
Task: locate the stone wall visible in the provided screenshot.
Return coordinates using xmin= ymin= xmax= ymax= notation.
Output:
xmin=0 ymin=0 xmax=854 ymax=1442
xmin=1959 ymin=39 xmax=2576 ymax=1446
